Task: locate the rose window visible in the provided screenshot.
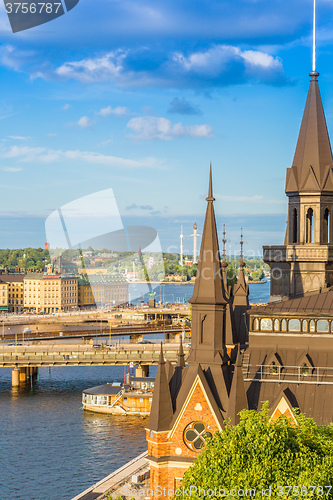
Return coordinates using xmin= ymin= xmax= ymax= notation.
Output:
xmin=183 ymin=422 xmax=213 ymax=452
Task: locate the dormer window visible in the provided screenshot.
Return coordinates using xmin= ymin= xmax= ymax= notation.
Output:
xmin=301 ymin=363 xmax=310 ymax=376
xmin=270 ymin=361 xmax=278 ymax=375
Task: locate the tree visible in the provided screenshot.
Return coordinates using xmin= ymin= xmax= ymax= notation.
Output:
xmin=177 ymin=404 xmax=333 ymax=499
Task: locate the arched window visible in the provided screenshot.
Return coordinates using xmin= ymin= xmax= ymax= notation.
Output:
xmin=324 ymin=208 xmax=330 ymax=244
xmin=292 ymin=208 xmax=298 ymax=243
xmin=306 ymin=208 xmax=314 ymax=243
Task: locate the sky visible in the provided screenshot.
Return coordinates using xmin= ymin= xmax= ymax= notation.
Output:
xmin=1 ymin=0 xmax=333 ymax=255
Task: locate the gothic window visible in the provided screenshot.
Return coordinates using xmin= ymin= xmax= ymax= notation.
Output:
xmin=302 ymin=320 xmax=308 ymax=332
xmin=292 ymin=208 xmax=298 ymax=243
xmin=273 ymin=319 xmax=279 ymax=331
xmin=306 ymin=208 xmax=314 ymax=243
xmin=281 ymin=319 xmax=287 ymax=331
xmin=323 ymin=208 xmax=330 ymax=244
xmin=310 ymin=320 xmax=315 ymax=332
xmin=261 ymin=318 xmax=273 ymax=331
xmin=184 ymin=422 xmax=213 ymax=452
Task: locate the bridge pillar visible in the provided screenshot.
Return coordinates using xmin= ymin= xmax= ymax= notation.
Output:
xmin=136 ymin=365 xmax=149 ymax=377
xmin=19 ymin=367 xmax=28 ymax=384
xmin=12 ymin=368 xmax=20 ymax=387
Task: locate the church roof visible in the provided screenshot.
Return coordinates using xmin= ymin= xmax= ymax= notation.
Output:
xmin=250 ymin=286 xmax=333 ymax=317
xmin=286 ymin=72 xmax=333 ymax=193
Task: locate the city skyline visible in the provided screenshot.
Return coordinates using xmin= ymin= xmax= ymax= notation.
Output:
xmin=1 ymin=0 xmax=333 ymax=251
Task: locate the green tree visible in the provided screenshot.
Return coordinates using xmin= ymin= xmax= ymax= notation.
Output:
xmin=177 ymin=404 xmax=333 ymax=499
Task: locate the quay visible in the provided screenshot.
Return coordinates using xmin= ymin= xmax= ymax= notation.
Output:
xmin=71 ymin=451 xmax=149 ymax=500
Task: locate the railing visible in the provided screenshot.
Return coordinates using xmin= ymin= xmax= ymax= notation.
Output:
xmin=244 ymin=364 xmax=333 ymax=385
xmin=109 ymin=388 xmax=125 ymax=407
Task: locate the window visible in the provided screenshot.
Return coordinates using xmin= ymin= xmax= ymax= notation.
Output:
xmin=289 ymin=319 xmax=301 ymax=332
xmin=184 ymin=422 xmax=213 ymax=452
xmin=261 ymin=318 xmax=273 ymax=331
xmin=310 ymin=320 xmax=315 ymax=332
xmin=324 ymin=208 xmax=330 ymax=244
xmin=317 ymin=320 xmax=329 ymax=332
xmin=273 ymin=319 xmax=279 ymax=331
xmin=306 ymin=208 xmax=314 ymax=243
xmin=269 ymin=361 xmax=278 ymax=374
xmin=302 ymin=320 xmax=308 ymax=332
xmin=301 ymin=364 xmax=310 ymax=376
xmin=291 ymin=207 xmax=298 ymax=243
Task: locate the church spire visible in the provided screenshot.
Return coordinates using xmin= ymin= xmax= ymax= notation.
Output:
xmin=177 ymin=336 xmax=186 ymax=368
xmin=189 ymin=165 xmax=227 ymax=306
xmin=286 ymin=6 xmax=333 ymax=194
xmin=221 ymin=224 xmax=229 ymax=300
xmin=233 ymin=230 xmax=249 ymax=344
xmin=147 ymin=343 xmax=173 ymax=431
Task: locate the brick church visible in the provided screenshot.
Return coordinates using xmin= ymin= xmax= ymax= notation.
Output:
xmin=146 ymin=53 xmax=333 ymax=499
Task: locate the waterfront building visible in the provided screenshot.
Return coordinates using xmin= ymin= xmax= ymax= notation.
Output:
xmin=78 ymin=273 xmax=129 ymax=309
xmin=0 ymin=274 xmax=25 ymax=313
xmin=52 ymin=256 xmax=78 ymax=275
xmin=0 ymin=280 xmax=9 ymax=313
xmin=24 ymin=272 xmax=78 ymax=313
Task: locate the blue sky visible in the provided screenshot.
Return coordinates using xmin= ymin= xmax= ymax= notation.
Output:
xmin=1 ymin=0 xmax=333 ymax=254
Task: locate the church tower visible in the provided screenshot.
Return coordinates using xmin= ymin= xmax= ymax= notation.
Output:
xmin=146 ymin=169 xmax=246 ymax=498
xmin=264 ymin=27 xmax=333 ymax=299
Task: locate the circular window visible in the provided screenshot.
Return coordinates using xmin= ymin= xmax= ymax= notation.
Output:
xmin=183 ymin=422 xmax=213 ymax=452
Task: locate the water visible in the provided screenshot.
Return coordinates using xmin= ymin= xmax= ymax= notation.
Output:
xmin=0 ymin=282 xmax=269 ymax=500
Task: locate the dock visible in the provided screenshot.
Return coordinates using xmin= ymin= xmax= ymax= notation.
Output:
xmin=71 ymin=451 xmax=149 ymax=500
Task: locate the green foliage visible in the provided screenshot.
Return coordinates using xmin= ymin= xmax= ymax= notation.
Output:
xmin=0 ymin=248 xmax=50 ymax=270
xmin=177 ymin=404 xmax=333 ymax=499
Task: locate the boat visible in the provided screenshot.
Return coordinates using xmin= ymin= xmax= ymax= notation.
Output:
xmin=82 ymin=374 xmax=155 ymax=415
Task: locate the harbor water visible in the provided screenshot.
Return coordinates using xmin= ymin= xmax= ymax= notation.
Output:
xmin=0 ymin=281 xmax=269 ymax=500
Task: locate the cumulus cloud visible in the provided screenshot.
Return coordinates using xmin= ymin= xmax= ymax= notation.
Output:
xmin=52 ymin=44 xmax=287 ymax=89
xmin=97 ymin=106 xmax=129 ymax=117
xmin=127 ymin=116 xmax=213 ymax=140
xmin=77 ymin=116 xmax=93 ymax=128
xmin=1 ymin=145 xmax=163 ymax=169
xmin=168 ymin=97 xmax=201 ymax=115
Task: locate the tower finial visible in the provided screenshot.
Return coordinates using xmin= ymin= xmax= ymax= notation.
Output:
xmin=206 ymin=163 xmax=215 ymax=202
xmin=310 ymin=0 xmax=319 ymax=79
xmin=222 ymin=224 xmax=227 ymax=267
xmin=240 ymin=228 xmax=244 ymax=268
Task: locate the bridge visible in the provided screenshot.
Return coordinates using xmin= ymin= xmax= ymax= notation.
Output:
xmin=0 ymin=342 xmax=190 ymax=387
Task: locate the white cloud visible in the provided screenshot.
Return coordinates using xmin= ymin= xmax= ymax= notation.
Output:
xmin=8 ymin=136 xmax=29 ymax=140
xmin=77 ymin=116 xmax=93 ymax=128
xmin=48 ymin=133 xmax=57 ymax=137
xmin=127 ymin=116 xmax=213 ymax=141
xmin=1 ymin=145 xmax=163 ymax=169
xmin=51 ymin=44 xmax=285 ymax=88
xmin=63 ymin=104 xmax=71 ymax=110
xmin=98 ymin=106 xmax=129 ymax=117
xmin=2 ymin=167 xmax=23 ymax=172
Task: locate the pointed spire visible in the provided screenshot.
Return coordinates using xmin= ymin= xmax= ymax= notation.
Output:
xmin=177 ymin=336 xmax=186 ymax=368
xmin=286 ymin=70 xmax=333 ymax=193
xmin=226 ymin=345 xmax=248 ymax=425
xmin=189 ymin=166 xmax=227 ymax=306
xmin=234 ymin=229 xmax=248 ymax=301
xmin=148 ymin=343 xmax=173 ymax=431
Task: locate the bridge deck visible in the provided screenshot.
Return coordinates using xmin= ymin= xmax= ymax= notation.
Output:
xmin=0 ymin=343 xmax=190 ymax=367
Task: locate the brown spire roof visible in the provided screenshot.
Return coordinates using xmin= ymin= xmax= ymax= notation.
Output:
xmin=177 ymin=337 xmax=186 ymax=368
xmin=189 ymin=166 xmax=227 ymax=306
xmin=286 ymin=72 xmax=333 ymax=193
xmin=147 ymin=344 xmax=173 ymax=431
xmin=226 ymin=346 xmax=248 ymax=425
